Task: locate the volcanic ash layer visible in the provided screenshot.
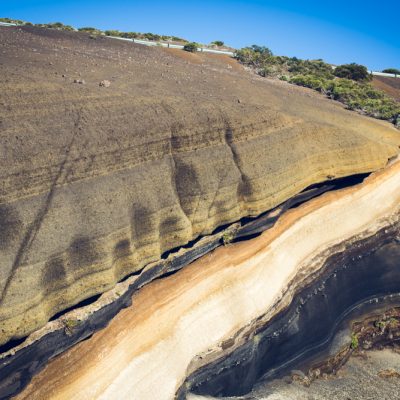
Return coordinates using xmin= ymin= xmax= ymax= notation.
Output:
xmin=1 ymin=24 xmax=400 ymax=346
xmin=14 ymin=159 xmax=400 ymax=400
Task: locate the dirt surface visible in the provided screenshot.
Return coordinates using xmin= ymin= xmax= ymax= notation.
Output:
xmin=163 ymin=47 xmax=244 ymax=71
xmin=372 ymin=76 xmax=400 ymax=101
xmin=0 ymin=25 xmax=399 ymax=345
xmin=249 ymin=349 xmax=400 ymax=400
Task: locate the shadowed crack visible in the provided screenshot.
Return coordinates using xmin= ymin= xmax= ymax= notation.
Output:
xmin=0 ymin=111 xmax=82 ymax=305
xmin=168 ymin=126 xmax=193 ymax=238
xmin=223 ymin=119 xmax=248 ymax=208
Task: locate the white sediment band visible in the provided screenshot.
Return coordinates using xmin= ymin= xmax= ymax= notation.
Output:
xmin=17 ymin=159 xmax=400 ymax=400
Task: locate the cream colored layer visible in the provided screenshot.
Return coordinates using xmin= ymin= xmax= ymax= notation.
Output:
xmin=17 ymin=160 xmax=400 ymax=400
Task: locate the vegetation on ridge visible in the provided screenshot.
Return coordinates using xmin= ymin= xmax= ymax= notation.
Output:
xmin=383 ymin=68 xmax=400 ymax=76
xmin=236 ymin=45 xmax=400 ymax=127
xmin=183 ymin=42 xmax=200 ymax=52
xmin=2 ymin=17 xmax=398 ymax=126
xmin=0 ymin=17 xmax=190 ymax=43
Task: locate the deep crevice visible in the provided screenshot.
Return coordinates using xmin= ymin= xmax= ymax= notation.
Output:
xmin=0 ymin=336 xmax=28 ymax=355
xmin=49 ymin=293 xmax=102 ymax=321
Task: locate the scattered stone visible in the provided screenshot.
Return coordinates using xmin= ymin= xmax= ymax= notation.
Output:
xmin=73 ymin=79 xmax=85 ymax=84
xmin=99 ymin=80 xmax=111 ymax=87
xmin=378 ymin=368 xmax=400 ymax=379
xmin=237 ymin=98 xmax=241 ymax=103
xmin=290 ymin=369 xmax=307 ymax=384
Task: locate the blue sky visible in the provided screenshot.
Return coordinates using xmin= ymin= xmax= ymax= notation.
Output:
xmin=2 ymin=0 xmax=399 ymax=70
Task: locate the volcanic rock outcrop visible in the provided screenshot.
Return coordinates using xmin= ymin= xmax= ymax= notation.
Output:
xmin=1 ymin=25 xmax=399 ymax=349
xmin=12 ymin=156 xmax=400 ymax=400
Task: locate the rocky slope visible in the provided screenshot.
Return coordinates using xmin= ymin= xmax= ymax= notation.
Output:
xmin=189 ymin=349 xmax=400 ymax=400
xmin=1 ymin=25 xmax=400 ymax=348
xmin=12 ymin=158 xmax=400 ymax=400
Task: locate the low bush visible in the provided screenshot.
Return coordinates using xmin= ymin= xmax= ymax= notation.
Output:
xmin=104 ymin=30 xmax=121 ymax=37
xmin=78 ymin=27 xmax=97 ymax=32
xmin=183 ymin=42 xmax=199 ymax=52
xmin=289 ymin=75 xmax=400 ymax=121
xmin=211 ymin=40 xmax=224 ymax=47
xmin=0 ymin=17 xmax=26 ymax=25
xmin=78 ymin=27 xmax=103 ymax=35
xmin=333 ymin=63 xmax=370 ymax=81
xmin=235 ymin=45 xmax=399 ymax=126
xmin=382 ymin=68 xmax=400 ymax=76
xmin=290 ymin=75 xmax=330 ymax=92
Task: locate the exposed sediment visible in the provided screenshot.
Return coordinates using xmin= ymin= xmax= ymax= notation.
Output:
xmin=184 ymin=229 xmax=400 ymax=397
xmin=2 ymin=25 xmax=400 ymax=346
xmin=0 ymin=175 xmax=367 ymax=399
xmin=11 ymin=158 xmax=400 ymax=400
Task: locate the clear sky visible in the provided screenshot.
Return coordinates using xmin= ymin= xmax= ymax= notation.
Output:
xmin=2 ymin=0 xmax=399 ymax=70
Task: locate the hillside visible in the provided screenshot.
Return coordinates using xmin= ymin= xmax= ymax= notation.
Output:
xmin=373 ymin=75 xmax=400 ymax=101
xmin=1 ymin=24 xmax=400 ymax=350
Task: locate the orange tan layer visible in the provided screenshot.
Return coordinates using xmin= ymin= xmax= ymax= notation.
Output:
xmin=17 ymin=159 xmax=400 ymax=400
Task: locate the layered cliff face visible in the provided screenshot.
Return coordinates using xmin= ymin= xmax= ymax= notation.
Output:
xmin=1 ymin=25 xmax=400 ymax=349
xmin=13 ymin=158 xmax=400 ymax=400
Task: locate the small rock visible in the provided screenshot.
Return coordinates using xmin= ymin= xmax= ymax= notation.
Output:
xmin=378 ymin=368 xmax=400 ymax=379
xmin=73 ymin=79 xmax=85 ymax=84
xmin=237 ymin=98 xmax=241 ymax=103
xmin=99 ymin=80 xmax=111 ymax=88
xmin=291 ymin=369 xmax=306 ymax=380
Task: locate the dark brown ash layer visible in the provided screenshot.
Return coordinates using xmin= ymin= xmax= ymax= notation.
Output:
xmin=180 ymin=222 xmax=400 ymax=398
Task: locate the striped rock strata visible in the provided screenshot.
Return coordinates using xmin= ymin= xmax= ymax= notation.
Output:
xmin=1 ymin=25 xmax=400 ymax=346
xmin=14 ymin=158 xmax=400 ymax=400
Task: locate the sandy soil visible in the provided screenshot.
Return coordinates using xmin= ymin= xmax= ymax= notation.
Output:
xmin=372 ymin=76 xmax=400 ymax=101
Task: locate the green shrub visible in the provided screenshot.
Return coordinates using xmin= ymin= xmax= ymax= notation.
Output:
xmin=211 ymin=40 xmax=224 ymax=47
xmin=143 ymin=32 xmax=161 ymax=41
xmin=105 ymin=30 xmax=121 ymax=37
xmin=334 ymin=63 xmax=370 ymax=81
xmin=350 ymin=333 xmax=359 ymax=350
xmin=259 ymin=66 xmax=274 ymax=77
xmin=122 ymin=32 xmax=139 ymax=39
xmin=235 ymin=45 xmax=273 ymax=67
xmin=287 ymin=59 xmax=334 ymax=79
xmin=45 ymin=22 xmax=75 ymax=31
xmin=249 ymin=45 xmax=273 ymax=56
xmin=288 ymin=75 xmax=400 ymax=123
xmin=78 ymin=27 xmax=97 ymax=32
xmin=171 ymin=36 xmax=188 ymax=43
xmin=63 ymin=318 xmax=81 ymax=335
xmin=290 ymin=75 xmax=330 ymax=92
xmin=222 ymin=231 xmax=235 ymax=245
xmin=0 ymin=17 xmax=26 ymax=25
xmin=382 ymin=68 xmax=400 ymax=76
xmin=183 ymin=42 xmax=199 ymax=52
